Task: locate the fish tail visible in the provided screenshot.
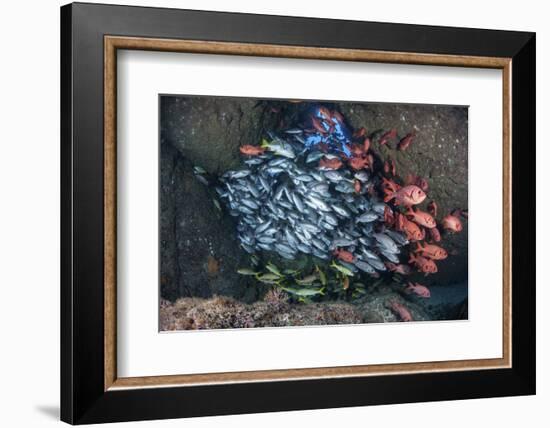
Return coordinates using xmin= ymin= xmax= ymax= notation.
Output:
xmin=383 ymin=188 xmax=394 ymax=203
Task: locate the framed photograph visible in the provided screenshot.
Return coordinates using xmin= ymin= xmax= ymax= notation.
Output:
xmin=61 ymin=2 xmax=535 ymax=424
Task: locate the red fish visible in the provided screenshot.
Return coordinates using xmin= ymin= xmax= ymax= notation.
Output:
xmin=384 ymin=185 xmax=427 ymax=206
xmin=396 ymin=213 xmax=425 ymax=241
xmin=409 ymin=253 xmax=438 ymax=275
xmin=311 ymin=116 xmax=328 ymax=134
xmin=381 ymin=177 xmax=400 ymax=193
xmin=389 ymin=301 xmax=413 ymax=322
xmin=384 ymin=205 xmax=395 ymax=226
xmin=350 ymin=143 xmax=365 ymax=157
xmin=452 ymin=208 xmax=469 ymax=219
xmin=414 ymin=242 xmax=448 ymax=260
xmin=349 ymin=156 xmax=368 ymax=170
xmin=332 ymin=111 xmax=345 ymax=123
xmin=365 ymin=154 xmax=374 ymax=170
xmin=367 ymin=183 xmax=377 ymax=197
xmin=406 ymin=207 xmax=436 ymax=229
xmin=405 ymin=282 xmax=431 ymax=298
xmin=379 ymin=129 xmax=397 ymax=146
xmin=318 ymin=142 xmax=330 ymax=153
xmin=239 ymin=145 xmax=265 ymax=156
xmin=354 ymin=180 xmax=362 ymax=194
xmin=334 ymin=248 xmax=355 ymax=263
xmin=406 ymin=173 xmax=429 ymax=192
xmin=385 ymin=262 xmax=412 ymax=275
xmin=317 ymin=106 xmax=332 ymax=120
xmin=398 ymin=132 xmax=416 ymax=151
xmin=363 ymin=137 xmax=371 ymax=152
xmin=428 ymin=227 xmax=442 ymax=242
xmin=319 ymin=157 xmax=343 ymax=170
xmin=427 ymin=200 xmax=438 ymax=218
xmin=353 ymin=127 xmax=367 ymax=139
xmin=442 ymin=214 xmax=463 ymax=233
xmin=384 ymin=158 xmax=396 ymax=177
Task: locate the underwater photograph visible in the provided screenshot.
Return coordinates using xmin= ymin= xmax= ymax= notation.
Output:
xmin=159 ymin=95 xmax=468 ymax=330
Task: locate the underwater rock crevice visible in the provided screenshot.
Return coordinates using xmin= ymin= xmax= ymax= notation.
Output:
xmin=159 ymin=141 xmax=179 ymax=301
xmin=161 ymin=139 xmax=264 ymax=302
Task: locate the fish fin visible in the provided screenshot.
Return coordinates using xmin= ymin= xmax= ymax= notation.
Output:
xmin=383 ymin=188 xmax=394 ymax=203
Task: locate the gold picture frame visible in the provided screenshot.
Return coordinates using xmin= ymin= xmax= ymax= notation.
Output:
xmin=103 ymin=36 xmax=512 ymax=391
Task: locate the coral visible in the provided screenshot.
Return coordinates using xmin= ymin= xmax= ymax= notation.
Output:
xmin=159 ymin=288 xmax=439 ymax=331
xmin=159 ymin=296 xmax=364 ymax=330
xmin=263 ymin=287 xmax=289 ymax=311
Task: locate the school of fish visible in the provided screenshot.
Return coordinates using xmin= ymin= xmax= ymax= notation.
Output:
xmin=214 ymin=106 xmax=410 ymax=276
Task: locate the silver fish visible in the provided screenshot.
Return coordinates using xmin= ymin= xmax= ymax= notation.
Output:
xmin=306 ymin=195 xmax=331 ymax=212
xmin=380 ymin=250 xmax=400 ymax=263
xmin=284 ymin=128 xmax=303 ymax=134
xmin=372 ymin=203 xmax=387 ymax=215
xmin=255 ymin=219 xmax=273 ymax=234
xmin=385 ymin=230 xmax=409 ymax=246
xmin=306 ymin=151 xmax=325 ymax=163
xmin=264 ymin=141 xmax=296 ymax=158
xmin=291 ymin=192 xmax=305 ymax=213
xmin=265 ymin=167 xmax=285 ymax=175
xmin=257 ymin=236 xmax=276 ymax=244
xmin=268 ymin=157 xmax=288 ymax=167
xmin=227 ymin=170 xmax=250 ymax=179
xmin=331 ymin=238 xmax=356 ymax=248
xmin=324 ymin=171 xmax=345 ymax=182
xmin=331 ymin=204 xmax=351 ymax=218
xmin=296 ymin=243 xmax=312 ymax=254
xmin=364 ymin=257 xmax=386 ymax=271
xmin=241 ymin=199 xmax=259 ymax=210
xmin=275 ymin=243 xmax=295 ymax=255
xmin=357 ymin=211 xmax=378 ymax=223
xmin=355 ymin=260 xmax=376 ymax=274
xmin=194 ymin=174 xmax=209 ymax=185
xmin=373 ymin=233 xmax=399 ymax=254
xmin=312 ymin=248 xmax=329 ymax=260
xmin=354 ymin=171 xmax=369 ymax=182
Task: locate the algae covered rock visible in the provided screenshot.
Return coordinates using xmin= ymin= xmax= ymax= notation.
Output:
xmin=159 ymin=142 xmax=261 ymax=302
xmin=161 ymin=96 xmax=276 ymax=174
xmin=159 ymin=295 xmax=365 ymax=330
xmin=159 ymin=285 xmax=438 ymax=331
